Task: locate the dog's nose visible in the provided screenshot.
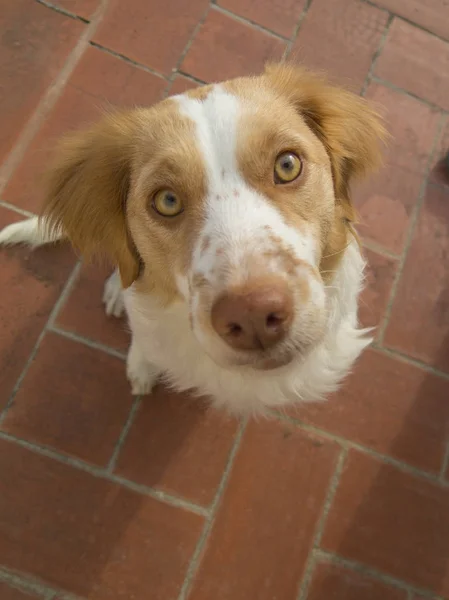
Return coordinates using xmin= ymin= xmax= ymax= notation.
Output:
xmin=211 ymin=281 xmax=293 ymax=351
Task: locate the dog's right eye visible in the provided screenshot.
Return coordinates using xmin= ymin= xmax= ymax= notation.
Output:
xmin=152 ymin=189 xmax=184 ymax=217
xmin=274 ymin=152 xmax=302 ymax=184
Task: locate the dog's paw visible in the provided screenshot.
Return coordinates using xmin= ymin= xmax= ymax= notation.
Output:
xmin=102 ymin=269 xmax=125 ymax=318
xmin=127 ymin=343 xmax=160 ymax=396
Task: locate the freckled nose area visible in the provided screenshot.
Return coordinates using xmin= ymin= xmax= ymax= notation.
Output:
xmin=211 ymin=279 xmax=293 ymax=351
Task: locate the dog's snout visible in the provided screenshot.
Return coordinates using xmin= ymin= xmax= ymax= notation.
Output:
xmin=211 ymin=281 xmax=293 ymax=351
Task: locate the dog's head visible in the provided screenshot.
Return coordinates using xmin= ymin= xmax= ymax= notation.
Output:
xmin=42 ymin=64 xmax=385 ymax=370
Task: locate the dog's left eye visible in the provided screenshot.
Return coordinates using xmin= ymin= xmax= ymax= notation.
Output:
xmin=152 ymin=189 xmax=184 ymax=217
xmin=274 ymin=152 xmax=302 ymax=184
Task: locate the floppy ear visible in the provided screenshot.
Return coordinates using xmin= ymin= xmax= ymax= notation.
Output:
xmin=264 ymin=63 xmax=387 ymax=222
xmin=41 ymin=111 xmax=141 ymax=288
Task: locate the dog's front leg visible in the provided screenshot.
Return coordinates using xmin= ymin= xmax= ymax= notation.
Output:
xmin=102 ymin=269 xmax=125 ymax=317
xmin=102 ymin=269 xmax=161 ymax=395
xmin=127 ymin=339 xmax=161 ymax=395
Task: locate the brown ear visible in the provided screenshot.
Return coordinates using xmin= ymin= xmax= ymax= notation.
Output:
xmin=41 ymin=111 xmax=141 ymax=288
xmin=264 ymin=63 xmax=387 ymax=222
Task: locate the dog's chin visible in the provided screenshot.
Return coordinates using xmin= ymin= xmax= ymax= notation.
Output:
xmin=206 ymin=346 xmax=298 ymax=372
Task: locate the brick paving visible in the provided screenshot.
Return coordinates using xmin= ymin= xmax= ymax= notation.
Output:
xmin=0 ymin=0 xmax=448 ymax=598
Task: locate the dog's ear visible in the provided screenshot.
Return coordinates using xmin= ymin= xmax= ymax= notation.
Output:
xmin=41 ymin=111 xmax=141 ymax=288
xmin=264 ymin=63 xmax=387 ymax=223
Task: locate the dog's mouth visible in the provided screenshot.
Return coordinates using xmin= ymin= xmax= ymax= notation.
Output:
xmin=214 ymin=345 xmax=297 ymax=371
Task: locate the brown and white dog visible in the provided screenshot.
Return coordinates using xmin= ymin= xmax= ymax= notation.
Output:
xmin=0 ymin=64 xmax=385 ymax=415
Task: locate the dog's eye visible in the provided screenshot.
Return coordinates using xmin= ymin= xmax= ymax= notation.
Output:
xmin=152 ymin=189 xmax=184 ymax=217
xmin=274 ymin=152 xmax=302 ymax=184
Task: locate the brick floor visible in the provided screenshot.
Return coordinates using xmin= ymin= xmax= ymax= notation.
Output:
xmin=0 ymin=0 xmax=448 ymax=599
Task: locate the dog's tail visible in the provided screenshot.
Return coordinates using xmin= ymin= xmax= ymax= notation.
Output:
xmin=0 ymin=216 xmax=65 ymax=248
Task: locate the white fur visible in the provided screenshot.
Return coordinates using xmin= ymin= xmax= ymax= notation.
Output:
xmin=102 ymin=269 xmax=125 ymax=318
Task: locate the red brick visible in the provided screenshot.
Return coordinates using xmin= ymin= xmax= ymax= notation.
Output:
xmin=69 ymin=46 xmax=167 ymax=106
xmin=365 ymin=83 xmax=442 ymax=175
xmin=169 ymin=74 xmax=201 ymax=96
xmin=322 ymin=450 xmax=449 ymax=596
xmin=94 ymin=0 xmax=208 ymax=75
xmin=375 ymin=20 xmax=449 ymax=110
xmin=0 ymin=0 xmax=84 ymax=164
xmin=1 ymin=333 xmax=132 ymax=466
xmin=292 ymin=0 xmax=388 ymax=91
xmin=373 ymin=0 xmax=449 ymax=42
xmin=291 ymin=349 xmax=449 ymax=473
xmin=307 ymin=560 xmax=407 ymax=600
xmin=0 ymin=582 xmax=43 ymax=600
xmin=188 ymin=420 xmax=338 ymax=600
xmin=384 ymin=185 xmax=449 ymax=373
xmin=53 ymin=0 xmax=100 ymax=20
xmin=56 ymin=264 xmax=129 ymax=353
xmin=0 ymin=439 xmax=203 ymax=598
xmin=5 ymin=46 xmax=166 ymax=213
xmin=354 ymin=165 xmax=423 ymax=255
xmin=217 ymin=0 xmax=307 ymax=37
xmin=0 ymin=208 xmax=75 ymax=409
xmin=115 ymin=386 xmax=239 ymax=506
xmin=359 ymin=249 xmax=397 ymax=334
xmin=181 ymin=9 xmax=286 ymax=83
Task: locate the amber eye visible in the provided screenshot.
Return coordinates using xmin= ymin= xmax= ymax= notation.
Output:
xmin=274 ymin=152 xmax=302 ymax=184
xmin=152 ymin=189 xmax=183 ymax=217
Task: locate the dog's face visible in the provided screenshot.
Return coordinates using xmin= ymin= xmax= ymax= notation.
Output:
xmin=42 ymin=64 xmax=384 ymax=370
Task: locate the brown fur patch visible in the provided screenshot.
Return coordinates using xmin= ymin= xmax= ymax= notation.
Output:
xmin=41 ymin=111 xmax=142 ymax=288
xmin=228 ymin=63 xmax=386 ymax=278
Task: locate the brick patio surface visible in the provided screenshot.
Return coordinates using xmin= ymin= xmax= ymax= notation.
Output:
xmin=0 ymin=0 xmax=449 ymax=598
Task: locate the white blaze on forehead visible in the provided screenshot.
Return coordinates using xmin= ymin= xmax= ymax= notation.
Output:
xmin=174 ymin=87 xmax=318 ymax=282
xmin=175 ymin=85 xmax=240 ymax=187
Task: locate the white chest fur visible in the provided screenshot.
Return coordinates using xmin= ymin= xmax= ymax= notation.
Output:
xmin=124 ymin=241 xmax=371 ymax=415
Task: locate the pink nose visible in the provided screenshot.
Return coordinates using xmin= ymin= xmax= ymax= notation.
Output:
xmin=211 ymin=280 xmax=293 ymax=351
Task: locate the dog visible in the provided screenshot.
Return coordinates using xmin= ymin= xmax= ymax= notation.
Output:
xmin=0 ymin=63 xmax=385 ymax=415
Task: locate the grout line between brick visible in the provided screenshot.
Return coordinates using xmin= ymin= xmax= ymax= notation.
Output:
xmin=296 ymin=448 xmax=347 ymax=600
xmin=274 ymin=411 xmax=449 ymax=488
xmin=315 ymin=549 xmax=444 ymax=599
xmin=360 ymin=14 xmax=393 ymax=97
xmin=371 ymin=75 xmax=447 ymax=111
xmin=439 ymin=441 xmax=449 ymax=481
xmin=176 ymin=419 xmax=247 ymax=600
xmin=165 ymin=4 xmax=212 ymax=91
xmin=35 ymin=0 xmax=89 ymax=23
xmin=0 ymin=200 xmax=36 ymax=219
xmin=88 ymin=42 xmax=169 ymax=80
xmin=376 ymin=111 xmax=447 ymax=343
xmin=285 ymin=0 xmax=314 ymax=57
xmin=372 ymin=344 xmax=449 ymax=381
xmin=106 ymin=397 xmax=141 ymax=472
xmin=0 ymin=566 xmax=82 ymax=600
xmin=211 ymin=4 xmax=290 ymax=41
xmin=0 ymin=431 xmax=209 ymax=518
xmin=176 ymin=71 xmax=208 ymax=86
xmin=165 ymin=71 xmax=208 ymax=97
xmin=362 ymin=238 xmax=400 ymax=261
xmin=360 ymin=0 xmax=449 ymax=45
xmin=48 ymin=325 xmax=128 ymax=361
xmin=0 ymin=0 xmax=108 ymax=195
xmin=109 ymin=473 xmax=210 ymax=517
xmin=0 ymin=261 xmax=82 ymax=426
